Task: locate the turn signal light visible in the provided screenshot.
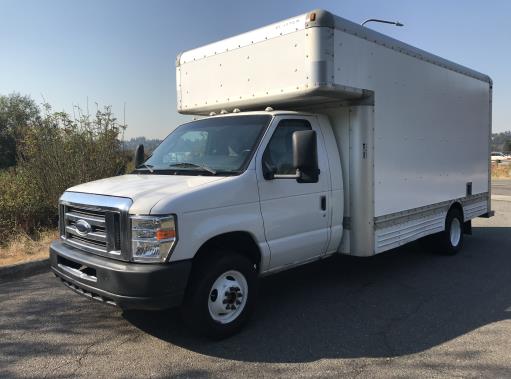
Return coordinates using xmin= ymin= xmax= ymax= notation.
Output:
xmin=156 ymin=229 xmax=176 ymax=240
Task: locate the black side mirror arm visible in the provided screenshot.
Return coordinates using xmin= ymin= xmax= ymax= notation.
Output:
xmin=262 ymin=160 xmax=276 ymax=180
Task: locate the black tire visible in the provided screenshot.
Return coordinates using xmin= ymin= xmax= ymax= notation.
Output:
xmin=436 ymin=208 xmax=464 ymax=255
xmin=181 ymin=251 xmax=258 ymax=339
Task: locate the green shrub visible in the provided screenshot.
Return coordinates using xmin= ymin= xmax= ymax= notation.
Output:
xmin=0 ymin=101 xmax=128 ymax=240
xmin=18 ymin=105 xmax=127 ymax=212
xmin=0 ymin=168 xmax=52 ymax=240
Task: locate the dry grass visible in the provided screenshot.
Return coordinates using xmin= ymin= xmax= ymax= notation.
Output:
xmin=492 ymin=163 xmax=511 ymax=178
xmin=0 ymin=229 xmax=58 ymax=266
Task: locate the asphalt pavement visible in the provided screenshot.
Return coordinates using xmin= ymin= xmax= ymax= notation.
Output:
xmin=1 ymin=189 xmax=511 ymax=378
xmin=493 ymin=179 xmax=511 ymax=197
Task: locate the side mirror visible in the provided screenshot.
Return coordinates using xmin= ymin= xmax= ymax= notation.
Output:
xmin=134 ymin=144 xmax=145 ymax=168
xmin=269 ymin=130 xmax=319 ymax=182
xmin=293 ymin=130 xmax=319 ymax=183
xmin=293 ymin=130 xmax=318 ymax=171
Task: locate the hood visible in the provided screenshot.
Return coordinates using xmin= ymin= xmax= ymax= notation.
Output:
xmin=67 ymin=174 xmax=226 ymax=212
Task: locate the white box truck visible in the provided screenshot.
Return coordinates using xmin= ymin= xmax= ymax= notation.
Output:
xmin=50 ymin=9 xmax=492 ymax=338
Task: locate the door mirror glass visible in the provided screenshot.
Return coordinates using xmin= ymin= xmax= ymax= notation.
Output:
xmin=292 ymin=130 xmax=319 ymax=183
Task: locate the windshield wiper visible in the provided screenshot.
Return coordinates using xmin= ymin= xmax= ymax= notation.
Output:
xmin=136 ymin=163 xmax=154 ymax=173
xmin=169 ymin=162 xmax=217 ymax=175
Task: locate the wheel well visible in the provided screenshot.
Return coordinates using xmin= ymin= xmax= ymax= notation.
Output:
xmin=193 ymin=231 xmax=262 ymax=269
xmin=448 ymin=202 xmax=464 ymax=222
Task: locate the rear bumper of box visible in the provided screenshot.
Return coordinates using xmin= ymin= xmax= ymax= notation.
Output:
xmin=50 ymin=240 xmax=192 ymax=310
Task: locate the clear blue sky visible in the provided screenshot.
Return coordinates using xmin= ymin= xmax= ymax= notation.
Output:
xmin=1 ymin=0 xmax=509 ymax=138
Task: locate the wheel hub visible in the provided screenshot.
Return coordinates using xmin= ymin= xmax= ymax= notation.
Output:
xmin=208 ymin=270 xmax=248 ymax=324
xmin=450 ymin=218 xmax=461 ymax=246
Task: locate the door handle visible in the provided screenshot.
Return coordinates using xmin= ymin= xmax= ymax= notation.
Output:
xmin=320 ymin=195 xmax=326 ymax=211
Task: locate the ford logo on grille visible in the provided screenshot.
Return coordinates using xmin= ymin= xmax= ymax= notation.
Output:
xmin=75 ymin=219 xmax=92 ymax=237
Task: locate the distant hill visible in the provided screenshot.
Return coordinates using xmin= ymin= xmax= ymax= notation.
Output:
xmin=122 ymin=137 xmax=162 ymax=153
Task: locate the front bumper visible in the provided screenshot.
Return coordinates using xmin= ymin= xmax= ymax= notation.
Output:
xmin=50 ymin=240 xmax=192 ymax=310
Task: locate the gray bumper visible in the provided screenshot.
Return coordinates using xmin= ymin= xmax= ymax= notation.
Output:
xmin=50 ymin=240 xmax=191 ymax=310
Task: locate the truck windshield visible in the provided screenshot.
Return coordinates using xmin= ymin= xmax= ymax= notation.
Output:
xmin=139 ymin=115 xmax=271 ymax=175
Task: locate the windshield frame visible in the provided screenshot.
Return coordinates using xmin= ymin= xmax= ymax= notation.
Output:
xmin=134 ymin=114 xmax=273 ymax=176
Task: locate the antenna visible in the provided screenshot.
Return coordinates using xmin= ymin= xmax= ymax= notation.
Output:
xmin=362 ymin=19 xmax=404 ymax=27
xmin=122 ymin=102 xmax=126 ymax=147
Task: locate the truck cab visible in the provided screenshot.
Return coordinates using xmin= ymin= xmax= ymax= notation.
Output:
xmin=51 ymin=110 xmax=344 ymax=338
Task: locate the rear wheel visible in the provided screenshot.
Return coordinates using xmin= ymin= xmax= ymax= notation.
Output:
xmin=181 ymin=251 xmax=257 ymax=339
xmin=436 ymin=207 xmax=464 ymax=255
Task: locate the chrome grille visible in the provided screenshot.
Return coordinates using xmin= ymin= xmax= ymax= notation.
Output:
xmin=62 ymin=205 xmax=118 ymax=255
xmin=59 ymin=192 xmax=133 ymax=262
xmin=66 ymin=207 xmax=107 ymax=244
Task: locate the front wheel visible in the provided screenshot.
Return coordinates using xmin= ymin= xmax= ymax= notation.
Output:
xmin=181 ymin=252 xmax=257 ymax=339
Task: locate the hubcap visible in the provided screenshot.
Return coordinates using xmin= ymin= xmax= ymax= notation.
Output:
xmin=208 ymin=270 xmax=248 ymax=324
xmin=450 ymin=218 xmax=461 ymax=247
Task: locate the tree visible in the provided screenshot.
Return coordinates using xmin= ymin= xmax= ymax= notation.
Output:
xmin=504 ymin=139 xmax=511 ymax=153
xmin=0 ymin=94 xmax=40 ymax=169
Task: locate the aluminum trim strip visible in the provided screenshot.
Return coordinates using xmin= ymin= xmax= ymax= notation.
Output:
xmin=60 ymin=192 xmax=132 ymax=212
xmin=63 ymin=236 xmax=106 ymax=254
xmin=65 ymin=212 xmax=106 ymax=228
xmin=57 ymin=263 xmax=97 ymax=283
xmin=374 ymin=193 xmax=488 ymax=230
xmin=65 ymin=225 xmax=107 ymax=243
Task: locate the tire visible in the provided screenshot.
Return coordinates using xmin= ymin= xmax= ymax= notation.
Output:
xmin=436 ymin=207 xmax=464 ymax=255
xmin=181 ymin=251 xmax=258 ymax=339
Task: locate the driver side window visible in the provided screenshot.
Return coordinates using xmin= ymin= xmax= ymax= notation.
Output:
xmin=263 ymin=119 xmax=312 ymax=175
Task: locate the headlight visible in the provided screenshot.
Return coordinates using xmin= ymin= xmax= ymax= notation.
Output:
xmin=130 ymin=215 xmax=177 ymax=263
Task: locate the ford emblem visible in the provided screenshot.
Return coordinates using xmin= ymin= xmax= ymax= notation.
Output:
xmin=75 ymin=219 xmax=92 ymax=237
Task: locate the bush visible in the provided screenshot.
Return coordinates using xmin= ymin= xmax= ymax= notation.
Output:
xmin=18 ymin=105 xmax=127 ymax=211
xmin=0 ymin=168 xmax=52 ymax=240
xmin=0 ymin=101 xmax=128 ymax=240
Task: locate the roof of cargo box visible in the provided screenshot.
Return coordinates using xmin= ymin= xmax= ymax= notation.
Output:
xmin=177 ymin=9 xmax=490 ymax=84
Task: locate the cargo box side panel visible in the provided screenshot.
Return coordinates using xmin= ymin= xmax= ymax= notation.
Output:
xmin=333 ymin=30 xmax=491 ymax=217
xmin=178 ymin=29 xmax=311 ymax=114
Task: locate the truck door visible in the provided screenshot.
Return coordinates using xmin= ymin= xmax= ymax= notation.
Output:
xmin=256 ymin=116 xmax=331 ymax=270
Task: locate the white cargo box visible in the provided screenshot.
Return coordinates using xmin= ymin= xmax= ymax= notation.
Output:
xmin=176 ymin=10 xmax=490 ymax=116
xmin=176 ymin=9 xmax=492 ymax=255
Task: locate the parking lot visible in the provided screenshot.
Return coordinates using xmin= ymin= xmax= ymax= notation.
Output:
xmin=493 ymin=179 xmax=511 ymax=197
xmin=1 ymin=193 xmax=510 ymax=378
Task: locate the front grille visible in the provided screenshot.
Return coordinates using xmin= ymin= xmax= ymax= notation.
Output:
xmin=59 ymin=193 xmax=132 ymax=261
xmin=65 ymin=206 xmax=109 ymax=251
xmin=62 ymin=204 xmax=121 ymax=256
